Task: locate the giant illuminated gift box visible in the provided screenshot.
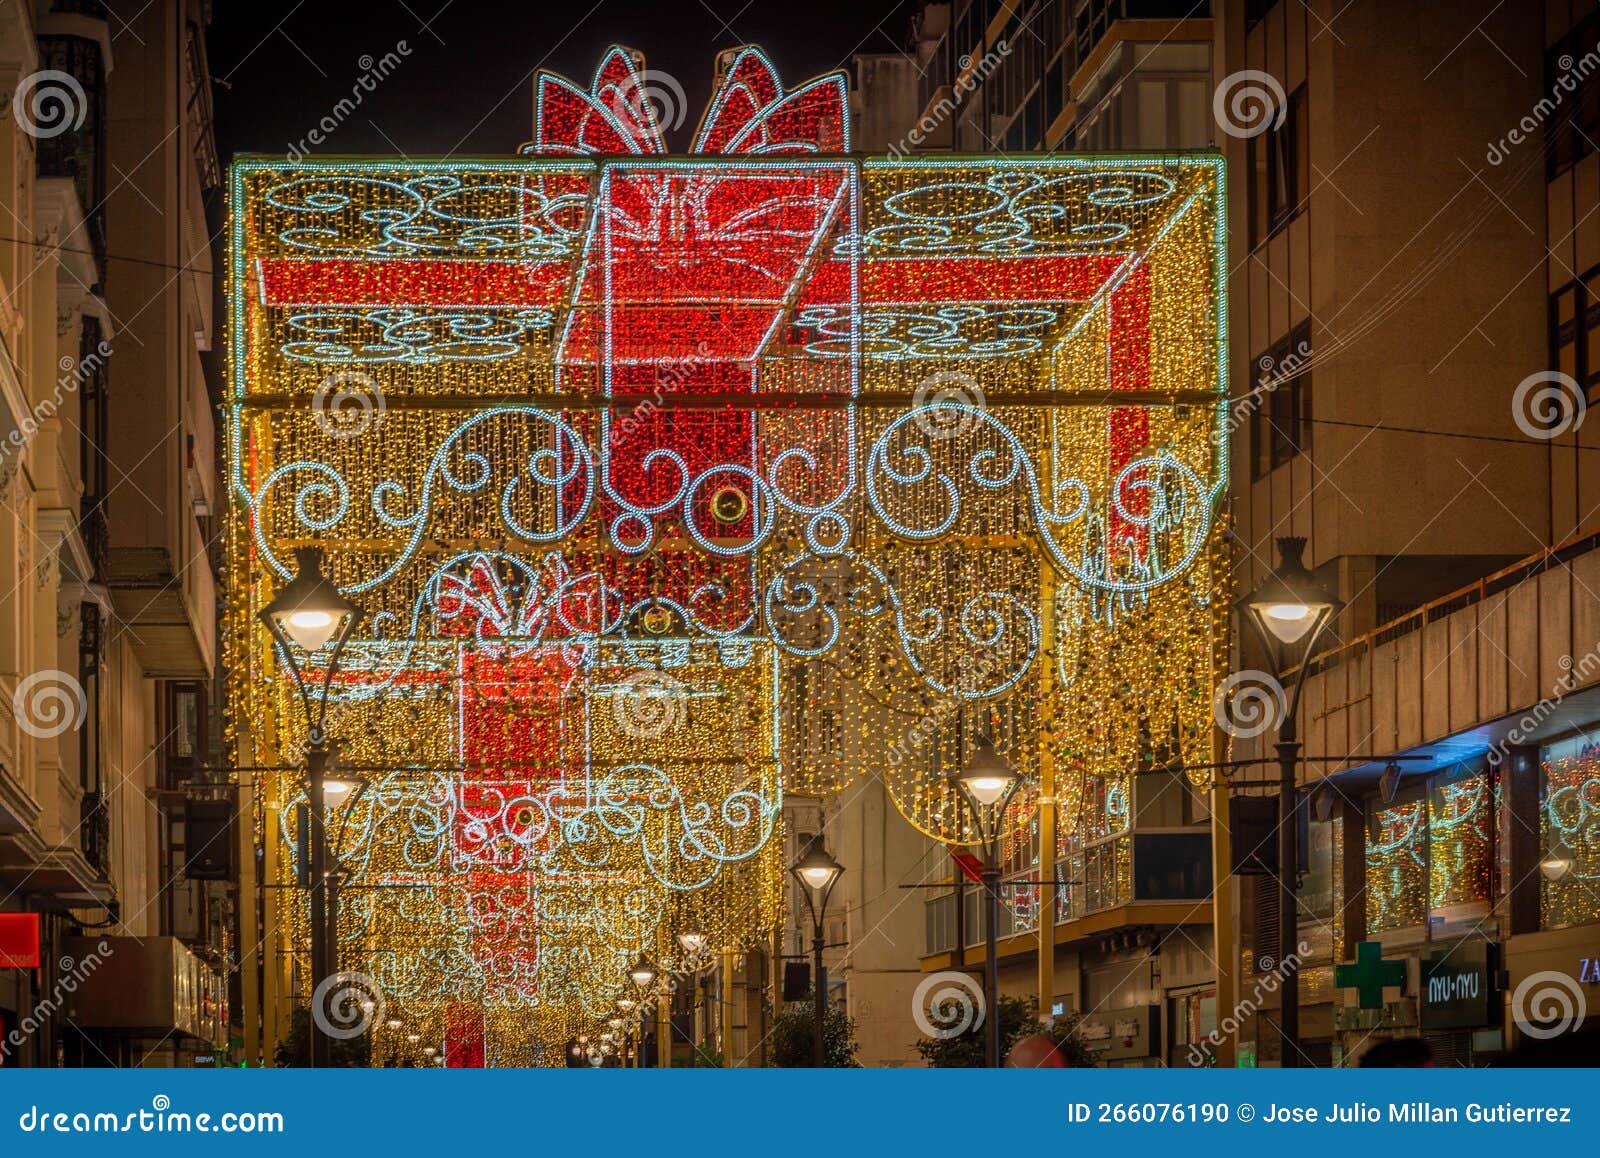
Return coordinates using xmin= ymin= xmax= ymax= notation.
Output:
xmin=227 ymin=46 xmax=1227 ymax=1058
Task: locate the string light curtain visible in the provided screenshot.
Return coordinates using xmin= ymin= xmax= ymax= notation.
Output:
xmin=225 ymin=44 xmax=1228 ymax=1061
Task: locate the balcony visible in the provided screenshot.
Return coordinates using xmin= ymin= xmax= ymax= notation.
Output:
xmin=923 ymin=828 xmax=1212 ymax=961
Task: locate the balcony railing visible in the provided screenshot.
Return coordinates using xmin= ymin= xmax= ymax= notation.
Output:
xmin=923 ymin=829 xmax=1212 ymax=956
xmin=80 ymin=790 xmax=110 ymax=876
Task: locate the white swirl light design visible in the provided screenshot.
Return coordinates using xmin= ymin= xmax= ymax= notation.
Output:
xmin=912 ymin=970 xmax=986 ymax=1040
xmin=1512 ymin=970 xmax=1586 ymax=1040
xmin=1212 ymin=669 xmax=1287 ymax=740
xmin=248 ymin=399 xmax=1214 ymax=598
xmin=312 ymin=970 xmax=385 ymax=1040
xmin=12 ymin=669 xmax=88 ymax=739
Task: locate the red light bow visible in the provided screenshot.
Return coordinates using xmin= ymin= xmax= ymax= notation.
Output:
xmin=529 ymin=45 xmax=850 ymax=156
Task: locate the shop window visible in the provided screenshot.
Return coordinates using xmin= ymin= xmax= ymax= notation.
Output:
xmin=1428 ymin=769 xmax=1493 ymax=915
xmin=1539 ymin=738 xmax=1600 ymax=930
xmin=1365 ymin=798 xmax=1428 ymax=933
xmin=1366 ymin=769 xmax=1494 ymax=934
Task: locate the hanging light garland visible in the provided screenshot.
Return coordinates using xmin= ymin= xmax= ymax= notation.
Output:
xmin=224 ymin=44 xmax=1227 ymax=1060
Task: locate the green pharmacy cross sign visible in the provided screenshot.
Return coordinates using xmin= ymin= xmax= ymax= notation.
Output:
xmin=1335 ymin=941 xmax=1406 ymax=1009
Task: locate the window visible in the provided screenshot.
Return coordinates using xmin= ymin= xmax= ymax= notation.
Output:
xmin=1248 ymin=84 xmax=1306 ymax=248
xmin=1250 ymin=322 xmax=1313 ymax=479
xmin=1547 ymin=10 xmax=1600 ymax=180
xmin=1539 ymin=737 xmax=1600 ymax=931
xmin=1549 ymin=265 xmax=1600 ymax=403
xmin=1364 ymin=767 xmax=1494 ymax=934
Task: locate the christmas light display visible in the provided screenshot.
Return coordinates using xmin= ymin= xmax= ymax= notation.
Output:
xmin=225 ymin=45 xmax=1227 ymax=1060
xmin=1542 ymin=746 xmax=1600 ymax=929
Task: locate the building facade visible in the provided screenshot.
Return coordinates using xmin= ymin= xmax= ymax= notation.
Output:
xmin=0 ymin=0 xmax=229 ymax=1069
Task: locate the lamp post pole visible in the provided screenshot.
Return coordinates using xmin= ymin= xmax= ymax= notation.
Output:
xmin=306 ymin=737 xmax=332 ymax=1067
xmin=811 ymin=920 xmax=826 ymax=1067
xmin=980 ymin=853 xmax=1001 ymax=1068
xmin=789 ymin=841 xmax=843 ymax=1068
xmin=258 ymin=546 xmax=362 ymax=1069
xmin=949 ymin=734 xmax=1024 ymax=1068
xmin=1238 ymin=536 xmax=1343 ymax=1071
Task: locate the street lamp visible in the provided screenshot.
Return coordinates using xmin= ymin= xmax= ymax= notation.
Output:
xmin=259 ymin=546 xmax=362 ymax=1068
xmin=948 ymin=735 xmax=1023 ymax=1067
xmin=1237 ymin=536 xmax=1343 ymax=1069
xmin=629 ymin=953 xmax=658 ymax=990
xmin=789 ymin=840 xmax=843 ymax=1067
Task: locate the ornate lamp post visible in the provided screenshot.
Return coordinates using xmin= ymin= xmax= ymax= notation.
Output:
xmin=949 ymin=736 xmax=1023 ymax=1067
xmin=1237 ymin=536 xmax=1343 ymax=1069
xmin=259 ymin=546 xmax=362 ymax=1067
xmin=789 ymin=841 xmax=843 ymax=1066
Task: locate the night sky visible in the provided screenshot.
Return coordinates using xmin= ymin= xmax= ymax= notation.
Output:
xmin=208 ymin=0 xmax=919 ymax=161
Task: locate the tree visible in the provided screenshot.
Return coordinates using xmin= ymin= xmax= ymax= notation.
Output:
xmin=914 ymin=995 xmax=1095 ymax=1067
xmin=770 ymin=1000 xmax=860 ymax=1067
xmin=273 ymin=1007 xmax=373 ymax=1068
